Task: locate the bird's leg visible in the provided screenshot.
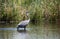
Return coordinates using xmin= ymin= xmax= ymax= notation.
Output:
xmin=24 ymin=26 xmax=26 ymax=30
xmin=17 ymin=27 xmax=19 ymax=30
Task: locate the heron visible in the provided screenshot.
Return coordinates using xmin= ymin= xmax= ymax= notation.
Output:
xmin=17 ymin=12 xmax=30 ymax=30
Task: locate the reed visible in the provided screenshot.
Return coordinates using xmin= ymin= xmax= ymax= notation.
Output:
xmin=0 ymin=0 xmax=60 ymax=23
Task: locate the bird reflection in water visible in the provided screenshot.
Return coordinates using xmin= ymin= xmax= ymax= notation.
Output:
xmin=17 ymin=29 xmax=27 ymax=33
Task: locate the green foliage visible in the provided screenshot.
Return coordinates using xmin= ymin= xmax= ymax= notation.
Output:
xmin=21 ymin=0 xmax=60 ymax=23
xmin=0 ymin=0 xmax=24 ymax=22
xmin=0 ymin=0 xmax=60 ymax=23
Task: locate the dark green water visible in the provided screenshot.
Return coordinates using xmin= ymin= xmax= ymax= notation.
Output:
xmin=0 ymin=22 xmax=60 ymax=39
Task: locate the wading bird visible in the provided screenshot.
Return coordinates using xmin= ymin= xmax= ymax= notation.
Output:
xmin=17 ymin=12 xmax=30 ymax=30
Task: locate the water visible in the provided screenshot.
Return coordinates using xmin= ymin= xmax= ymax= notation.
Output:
xmin=0 ymin=22 xmax=60 ymax=39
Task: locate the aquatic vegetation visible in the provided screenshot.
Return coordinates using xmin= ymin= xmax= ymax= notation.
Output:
xmin=0 ymin=0 xmax=60 ymax=24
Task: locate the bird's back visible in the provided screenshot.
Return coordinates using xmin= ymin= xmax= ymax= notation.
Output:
xmin=18 ymin=19 xmax=30 ymax=25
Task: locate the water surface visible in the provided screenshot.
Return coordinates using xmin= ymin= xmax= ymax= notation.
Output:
xmin=0 ymin=22 xmax=60 ymax=39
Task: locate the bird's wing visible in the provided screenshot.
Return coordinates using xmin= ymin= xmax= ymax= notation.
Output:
xmin=18 ymin=20 xmax=29 ymax=25
xmin=18 ymin=21 xmax=24 ymax=25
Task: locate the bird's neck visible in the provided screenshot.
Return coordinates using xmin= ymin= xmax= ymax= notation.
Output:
xmin=27 ymin=18 xmax=30 ymax=21
xmin=28 ymin=17 xmax=30 ymax=19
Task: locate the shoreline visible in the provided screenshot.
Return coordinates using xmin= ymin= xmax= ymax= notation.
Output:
xmin=0 ymin=21 xmax=19 ymax=24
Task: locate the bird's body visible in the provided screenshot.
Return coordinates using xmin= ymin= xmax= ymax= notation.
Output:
xmin=17 ymin=19 xmax=30 ymax=30
xmin=17 ymin=11 xmax=30 ymax=30
xmin=18 ymin=18 xmax=30 ymax=26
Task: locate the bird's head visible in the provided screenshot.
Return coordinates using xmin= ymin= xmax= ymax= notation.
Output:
xmin=26 ymin=11 xmax=30 ymax=17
